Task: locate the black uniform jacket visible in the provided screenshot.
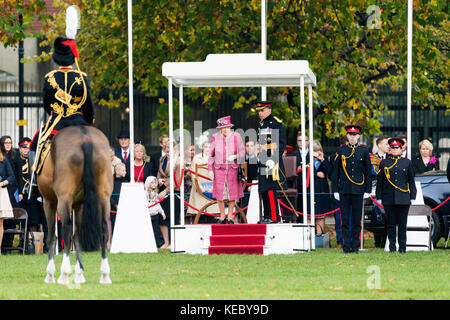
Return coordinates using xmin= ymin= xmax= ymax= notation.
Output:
xmin=331 ymin=144 xmax=372 ymax=195
xmin=376 ymin=156 xmax=417 ymax=205
xmin=43 ymin=68 xmax=94 ymax=129
xmin=257 ymin=114 xmax=287 ymax=193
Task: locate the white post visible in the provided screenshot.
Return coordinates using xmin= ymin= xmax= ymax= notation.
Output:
xmin=407 ymin=0 xmax=413 ymax=159
xmin=168 ymin=78 xmax=175 ymax=251
xmin=261 ymin=0 xmax=267 ymax=100
xmin=300 ymin=76 xmax=307 ymax=222
xmin=300 ymin=76 xmax=308 ymax=251
xmin=179 ymin=85 xmax=185 ymax=225
xmin=127 ymin=0 xmax=135 ymax=183
xmin=308 ymin=85 xmax=315 ymax=251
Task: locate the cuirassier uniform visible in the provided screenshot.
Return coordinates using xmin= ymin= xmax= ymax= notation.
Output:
xmin=376 ymin=138 xmax=416 ymax=253
xmin=332 ymin=125 xmax=371 ymax=252
xmin=256 ymin=101 xmax=287 ymax=223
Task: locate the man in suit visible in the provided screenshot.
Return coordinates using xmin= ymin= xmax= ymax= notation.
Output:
xmin=255 ymin=101 xmax=287 ymax=224
xmin=149 ymin=134 xmax=169 ymax=177
xmin=114 ymin=130 xmax=130 ymax=181
xmin=332 ymin=124 xmax=372 ymax=253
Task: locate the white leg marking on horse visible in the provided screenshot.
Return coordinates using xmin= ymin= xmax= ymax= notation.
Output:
xmin=74 ymin=260 xmax=86 ymax=284
xmin=99 ymin=258 xmax=112 ymax=284
xmin=45 ymin=258 xmax=56 ymax=283
xmin=57 ymin=253 xmax=71 ymax=285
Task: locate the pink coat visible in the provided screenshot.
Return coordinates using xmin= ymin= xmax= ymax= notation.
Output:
xmin=208 ymin=131 xmax=245 ymax=201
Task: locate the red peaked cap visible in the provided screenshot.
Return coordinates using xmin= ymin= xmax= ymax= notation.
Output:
xmin=388 ymin=137 xmax=404 ymax=148
xmin=61 ymin=39 xmax=79 ymax=58
xmin=345 ymin=125 xmax=361 ymax=134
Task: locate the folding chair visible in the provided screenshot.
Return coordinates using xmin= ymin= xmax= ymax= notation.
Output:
xmin=3 ymin=208 xmax=29 ymax=255
xmin=193 ymin=163 xmax=248 ymax=224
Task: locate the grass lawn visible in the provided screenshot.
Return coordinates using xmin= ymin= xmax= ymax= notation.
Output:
xmin=0 ymin=238 xmax=448 ymax=300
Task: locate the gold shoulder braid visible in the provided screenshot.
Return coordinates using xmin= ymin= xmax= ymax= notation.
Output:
xmin=384 ymin=158 xmax=410 ymax=192
xmin=341 ymin=146 xmax=365 ymax=185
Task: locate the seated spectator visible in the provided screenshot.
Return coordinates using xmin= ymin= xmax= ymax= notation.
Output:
xmin=412 ymin=139 xmax=440 ymax=174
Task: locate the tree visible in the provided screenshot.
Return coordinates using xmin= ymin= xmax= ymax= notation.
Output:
xmin=0 ymin=0 xmax=49 ymax=47
xmin=5 ymin=0 xmax=449 ymax=138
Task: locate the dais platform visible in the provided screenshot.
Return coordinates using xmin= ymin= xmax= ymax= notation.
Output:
xmin=171 ymin=223 xmax=313 ymax=255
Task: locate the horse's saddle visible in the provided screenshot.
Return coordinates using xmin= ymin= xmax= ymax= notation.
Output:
xmin=34 ymin=139 xmax=52 ymax=175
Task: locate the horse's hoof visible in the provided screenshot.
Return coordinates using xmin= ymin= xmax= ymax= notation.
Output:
xmin=44 ymin=275 xmax=55 ymax=283
xmin=74 ymin=274 xmax=86 ymax=284
xmin=99 ymin=275 xmax=112 ymax=284
xmin=57 ymin=274 xmax=70 ymax=285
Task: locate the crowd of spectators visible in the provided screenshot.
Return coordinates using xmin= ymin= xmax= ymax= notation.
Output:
xmin=0 ymin=127 xmax=447 ymax=253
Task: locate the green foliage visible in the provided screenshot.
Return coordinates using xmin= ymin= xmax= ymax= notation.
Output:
xmin=4 ymin=0 xmax=449 ymax=138
xmin=0 ymin=0 xmax=50 ymax=47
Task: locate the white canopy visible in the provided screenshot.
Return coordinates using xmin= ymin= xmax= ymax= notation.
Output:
xmin=162 ymin=52 xmax=317 ymax=252
xmin=162 ymin=53 xmax=316 ymax=87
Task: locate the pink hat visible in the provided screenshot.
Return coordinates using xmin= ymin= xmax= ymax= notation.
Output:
xmin=216 ymin=115 xmax=233 ymax=129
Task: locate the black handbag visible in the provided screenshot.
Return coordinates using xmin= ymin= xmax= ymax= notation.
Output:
xmin=238 ymin=165 xmax=246 ymax=183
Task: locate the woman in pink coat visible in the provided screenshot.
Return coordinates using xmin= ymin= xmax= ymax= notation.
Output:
xmin=208 ymin=116 xmax=245 ymax=224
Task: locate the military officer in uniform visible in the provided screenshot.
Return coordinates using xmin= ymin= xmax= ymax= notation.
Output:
xmin=332 ymin=124 xmax=372 ymax=253
xmin=255 ymin=101 xmax=287 ymax=224
xmin=29 ymin=36 xmax=94 ymax=162
xmin=17 ymin=138 xmax=46 ymax=231
xmin=376 ymin=138 xmax=416 ymax=253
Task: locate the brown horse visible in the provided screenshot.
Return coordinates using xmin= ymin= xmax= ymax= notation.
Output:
xmin=37 ymin=125 xmax=113 ymax=284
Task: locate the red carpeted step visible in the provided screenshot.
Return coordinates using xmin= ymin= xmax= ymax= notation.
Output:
xmin=208 ymin=245 xmax=264 ymax=255
xmin=210 ymin=234 xmax=266 ymax=246
xmin=211 ymin=224 xmax=267 ymax=236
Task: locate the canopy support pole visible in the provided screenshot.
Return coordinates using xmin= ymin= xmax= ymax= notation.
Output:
xmin=168 ymin=78 xmax=175 ymax=251
xmin=179 ymin=85 xmax=185 ymax=225
xmin=308 ymin=84 xmax=315 ymax=250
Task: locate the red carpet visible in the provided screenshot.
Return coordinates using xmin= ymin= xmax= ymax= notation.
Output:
xmin=208 ymin=224 xmax=267 ymax=255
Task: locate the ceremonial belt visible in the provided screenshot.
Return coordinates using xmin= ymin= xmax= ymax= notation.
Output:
xmin=341 ymin=146 xmax=365 ymax=186
xmin=260 ymin=143 xmax=278 ymax=151
xmin=384 ymin=158 xmax=410 ymax=193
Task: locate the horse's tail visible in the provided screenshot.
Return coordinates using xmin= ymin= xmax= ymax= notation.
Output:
xmin=80 ymin=140 xmax=102 ymax=251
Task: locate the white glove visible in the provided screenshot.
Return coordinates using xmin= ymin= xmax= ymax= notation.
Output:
xmin=334 ymin=193 xmax=340 ymax=201
xmin=227 ymin=155 xmax=237 ymax=162
xmin=265 ymin=159 xmax=275 ymax=170
xmin=377 ymin=199 xmax=382 ymax=204
xmin=209 ymin=171 xmax=214 ymax=180
xmin=363 ymin=192 xmax=371 ymax=199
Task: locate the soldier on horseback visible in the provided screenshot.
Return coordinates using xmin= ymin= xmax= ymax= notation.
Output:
xmin=29 ymin=36 xmax=94 ymax=172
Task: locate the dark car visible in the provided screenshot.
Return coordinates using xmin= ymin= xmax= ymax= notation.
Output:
xmin=364 ymin=170 xmax=450 ymax=247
